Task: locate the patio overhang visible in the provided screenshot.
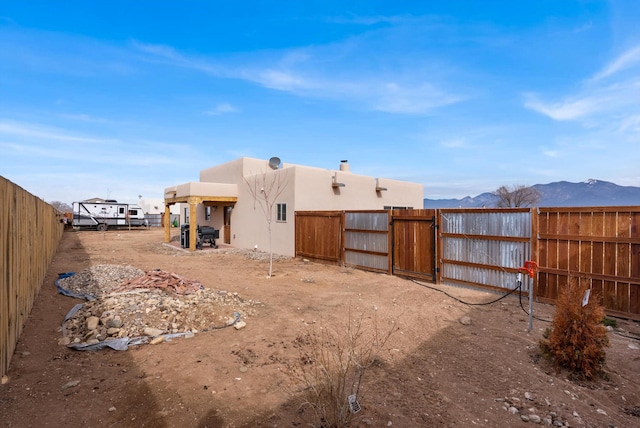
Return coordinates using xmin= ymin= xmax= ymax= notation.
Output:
xmin=164 ymin=182 xmax=238 ymax=205
xmin=162 ymin=182 xmax=238 ymax=250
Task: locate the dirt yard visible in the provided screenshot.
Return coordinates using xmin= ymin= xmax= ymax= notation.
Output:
xmin=1 ymin=228 xmax=639 ymax=427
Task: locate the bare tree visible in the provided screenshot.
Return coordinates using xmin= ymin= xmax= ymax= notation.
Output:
xmin=243 ymin=168 xmax=288 ymax=277
xmin=492 ymin=184 xmax=541 ymax=208
xmin=49 ymin=201 xmax=72 ymax=213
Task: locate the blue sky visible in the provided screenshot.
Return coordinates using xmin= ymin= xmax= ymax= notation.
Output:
xmin=1 ymin=1 xmax=640 ymax=204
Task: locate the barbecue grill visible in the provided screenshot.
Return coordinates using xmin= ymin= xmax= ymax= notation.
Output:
xmin=196 ymin=225 xmax=219 ymax=249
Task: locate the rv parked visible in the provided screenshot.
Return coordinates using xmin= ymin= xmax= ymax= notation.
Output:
xmin=72 ymin=199 xmax=148 ymax=231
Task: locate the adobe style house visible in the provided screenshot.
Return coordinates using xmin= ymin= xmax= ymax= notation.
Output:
xmin=163 ymin=157 xmax=424 ymax=256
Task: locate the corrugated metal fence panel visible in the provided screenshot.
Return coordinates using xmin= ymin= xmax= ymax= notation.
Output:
xmin=441 ymin=238 xmax=530 ymax=269
xmin=441 ymin=264 xmax=525 ymax=291
xmin=345 ymin=211 xmax=388 ymax=231
xmin=439 ymin=209 xmax=532 ymax=293
xmin=344 ymin=211 xmax=390 ymax=273
xmin=344 ymin=251 xmax=389 ymax=271
xmin=345 ymin=231 xmax=388 ymax=253
xmin=441 ymin=210 xmax=531 ymax=237
xmin=146 ymin=213 xmax=179 ymax=227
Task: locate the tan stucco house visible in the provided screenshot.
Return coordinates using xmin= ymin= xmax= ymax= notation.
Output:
xmin=163 ymin=157 xmax=423 ymax=256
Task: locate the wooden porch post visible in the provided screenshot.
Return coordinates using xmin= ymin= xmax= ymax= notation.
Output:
xmin=163 ymin=203 xmax=171 ymax=243
xmin=189 ymin=197 xmax=198 ymax=251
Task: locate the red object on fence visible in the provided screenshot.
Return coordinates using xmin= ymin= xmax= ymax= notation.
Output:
xmin=518 ymin=261 xmax=538 ymax=278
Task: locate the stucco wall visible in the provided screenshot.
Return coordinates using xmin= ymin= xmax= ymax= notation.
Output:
xmin=189 ymin=157 xmax=423 ymax=257
xmin=292 ymin=165 xmax=423 ymax=211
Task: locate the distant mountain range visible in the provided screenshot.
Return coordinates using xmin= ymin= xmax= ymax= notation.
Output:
xmin=424 ymin=179 xmax=640 ymax=208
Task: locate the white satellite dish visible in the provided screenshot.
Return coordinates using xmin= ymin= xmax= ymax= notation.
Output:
xmin=268 ymin=156 xmax=281 ymax=169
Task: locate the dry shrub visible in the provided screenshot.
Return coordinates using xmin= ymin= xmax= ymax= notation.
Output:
xmin=290 ymin=308 xmax=397 ymax=427
xmin=539 ymin=277 xmax=610 ymax=380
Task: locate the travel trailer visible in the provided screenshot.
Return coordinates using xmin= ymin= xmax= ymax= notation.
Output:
xmin=72 ymin=199 xmax=147 ymax=231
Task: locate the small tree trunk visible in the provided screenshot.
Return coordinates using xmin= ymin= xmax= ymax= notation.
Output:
xmin=268 ymin=221 xmax=273 ymax=277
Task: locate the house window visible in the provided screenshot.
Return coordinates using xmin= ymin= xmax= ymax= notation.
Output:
xmin=205 ymin=206 xmax=211 ymax=220
xmin=276 ymin=203 xmax=287 ymax=222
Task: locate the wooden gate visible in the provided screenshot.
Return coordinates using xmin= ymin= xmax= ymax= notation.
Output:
xmin=392 ymin=209 xmax=437 ymax=281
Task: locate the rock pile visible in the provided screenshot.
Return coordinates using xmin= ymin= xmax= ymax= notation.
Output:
xmin=497 ymin=393 xmax=571 ymax=426
xmin=58 ymin=264 xmax=257 ymax=348
xmin=57 ymin=264 xmax=145 ymax=297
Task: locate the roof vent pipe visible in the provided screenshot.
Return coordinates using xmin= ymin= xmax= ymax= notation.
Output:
xmin=339 ymin=160 xmax=350 ymax=172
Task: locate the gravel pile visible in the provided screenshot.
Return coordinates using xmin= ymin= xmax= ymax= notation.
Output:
xmin=57 ymin=264 xmax=145 ymax=297
xmin=218 ymin=248 xmax=291 ymax=262
xmin=58 ymin=264 xmax=258 ymax=348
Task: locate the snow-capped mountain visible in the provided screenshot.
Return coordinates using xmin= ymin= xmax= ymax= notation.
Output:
xmin=424 ymin=179 xmax=640 ymax=208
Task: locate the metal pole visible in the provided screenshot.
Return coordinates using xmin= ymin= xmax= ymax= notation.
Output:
xmin=528 ymin=275 xmax=533 ymax=332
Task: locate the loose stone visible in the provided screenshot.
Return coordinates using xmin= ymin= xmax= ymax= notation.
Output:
xmin=59 ymin=264 xmax=257 ymax=348
xmin=86 ymin=316 xmax=100 ymax=330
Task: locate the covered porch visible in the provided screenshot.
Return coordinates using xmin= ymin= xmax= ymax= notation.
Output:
xmin=163 ymin=182 xmax=238 ymax=251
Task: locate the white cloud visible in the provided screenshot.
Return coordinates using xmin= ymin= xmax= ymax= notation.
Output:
xmin=0 ymin=120 xmax=200 ymax=168
xmin=132 ymin=33 xmax=463 ymax=115
xmin=254 ymin=69 xmax=309 ymax=91
xmin=542 ymin=148 xmax=560 ymax=158
xmin=132 ymin=40 xmax=223 ymax=76
xmin=440 ymin=138 xmax=467 ymax=148
xmin=204 ymin=103 xmax=239 ymax=116
xmin=591 ymin=44 xmax=640 ymax=81
xmin=373 ymin=82 xmax=463 ymax=114
xmin=524 ymin=80 xmax=640 ymax=126
xmin=57 ymin=113 xmax=110 ymax=123
xmin=0 ymin=120 xmax=112 ymax=144
xmin=523 ymin=94 xmax=599 ymax=121
xmin=326 ymin=14 xmax=403 ymax=26
xmin=524 ymin=42 xmax=640 ymax=128
xmin=618 ymin=114 xmax=640 ymax=138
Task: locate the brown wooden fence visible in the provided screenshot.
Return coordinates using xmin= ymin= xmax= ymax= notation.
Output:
xmin=1 ymin=176 xmax=64 ymax=379
xmin=296 ymin=209 xmax=438 ymax=277
xmin=296 ymin=207 xmax=640 ymax=320
xmin=536 ymin=207 xmax=640 ymax=319
xmin=294 ymin=211 xmax=343 ymax=263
